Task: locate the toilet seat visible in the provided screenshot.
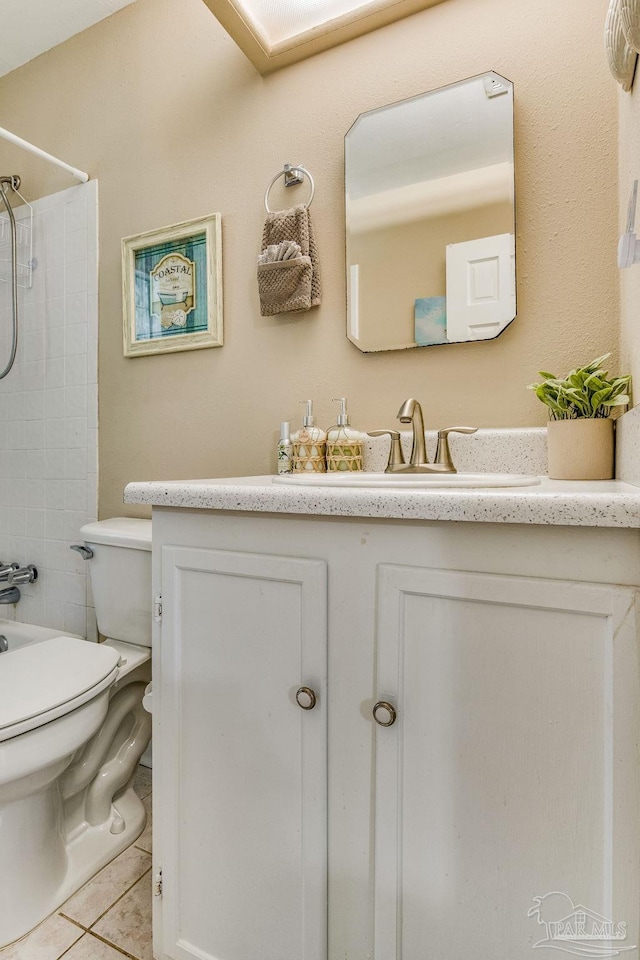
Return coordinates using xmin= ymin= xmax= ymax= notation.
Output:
xmin=0 ymin=637 xmax=120 ymax=742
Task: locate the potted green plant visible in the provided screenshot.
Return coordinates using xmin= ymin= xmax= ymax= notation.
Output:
xmin=528 ymin=354 xmax=631 ymax=480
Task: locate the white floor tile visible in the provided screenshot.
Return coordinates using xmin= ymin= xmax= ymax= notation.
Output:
xmin=61 ymin=845 xmax=151 ymax=929
xmin=92 ymin=872 xmax=153 ymax=960
xmin=0 ymin=913 xmax=83 ymax=959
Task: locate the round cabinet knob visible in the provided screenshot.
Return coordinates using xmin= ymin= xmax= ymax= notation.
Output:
xmin=373 ymin=701 xmax=397 ymax=727
xmin=296 ymin=686 xmax=317 ymax=710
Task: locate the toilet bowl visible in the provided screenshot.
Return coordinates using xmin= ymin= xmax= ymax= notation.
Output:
xmin=0 ymin=517 xmax=153 ymax=949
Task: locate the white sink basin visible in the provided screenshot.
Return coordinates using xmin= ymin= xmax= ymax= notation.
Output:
xmin=273 ymin=472 xmax=541 ymax=489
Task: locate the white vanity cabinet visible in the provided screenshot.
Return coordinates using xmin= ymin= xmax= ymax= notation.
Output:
xmin=154 ymin=543 xmax=328 ymax=960
xmin=151 ymin=508 xmax=640 ymax=960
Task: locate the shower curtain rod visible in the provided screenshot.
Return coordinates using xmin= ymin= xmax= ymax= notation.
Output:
xmin=0 ymin=125 xmax=89 ymax=183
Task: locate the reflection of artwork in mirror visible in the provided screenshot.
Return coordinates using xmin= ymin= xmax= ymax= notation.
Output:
xmin=345 ymin=72 xmax=515 ymax=353
xmin=415 ymin=296 xmax=447 ymax=346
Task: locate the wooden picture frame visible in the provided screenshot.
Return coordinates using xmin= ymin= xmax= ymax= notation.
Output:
xmin=122 ymin=214 xmax=223 ymax=357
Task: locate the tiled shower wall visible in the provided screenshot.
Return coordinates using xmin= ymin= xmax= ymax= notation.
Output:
xmin=0 ymin=180 xmax=98 ymax=638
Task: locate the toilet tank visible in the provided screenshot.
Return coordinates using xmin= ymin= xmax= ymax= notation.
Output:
xmin=80 ymin=518 xmax=152 ymax=647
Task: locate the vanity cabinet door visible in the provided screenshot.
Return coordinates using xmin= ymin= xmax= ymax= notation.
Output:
xmin=154 ymin=546 xmax=328 ymax=960
xmin=372 ymin=566 xmax=640 ymax=960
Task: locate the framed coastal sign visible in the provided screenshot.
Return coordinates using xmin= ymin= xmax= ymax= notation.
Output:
xmin=122 ymin=214 xmax=223 ymax=357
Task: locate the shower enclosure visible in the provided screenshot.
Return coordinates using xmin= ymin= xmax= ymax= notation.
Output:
xmin=0 ymin=177 xmax=99 ymax=638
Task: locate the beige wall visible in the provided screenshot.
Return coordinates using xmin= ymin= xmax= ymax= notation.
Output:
xmin=0 ymin=0 xmax=618 ymax=518
xmin=619 ymin=82 xmax=640 ymax=400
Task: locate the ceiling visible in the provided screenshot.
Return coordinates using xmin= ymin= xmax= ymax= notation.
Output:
xmin=0 ymin=0 xmax=447 ymax=81
xmin=0 ymin=0 xmax=138 ymax=79
xmin=201 ymin=0 xmax=445 ymax=74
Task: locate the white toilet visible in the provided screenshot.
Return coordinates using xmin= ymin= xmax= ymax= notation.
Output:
xmin=0 ymin=517 xmax=152 ymax=949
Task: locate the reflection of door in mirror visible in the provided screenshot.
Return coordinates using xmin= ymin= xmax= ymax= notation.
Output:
xmin=345 ymin=72 xmax=515 ymax=353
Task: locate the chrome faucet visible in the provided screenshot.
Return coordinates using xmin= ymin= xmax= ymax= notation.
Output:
xmin=397 ymin=399 xmax=480 ymax=473
xmin=369 ymin=398 xmax=478 ymax=474
xmin=397 ymin=398 xmax=428 ymax=469
xmin=0 ymin=586 xmax=20 ymax=604
xmin=0 ymin=562 xmax=18 ymax=582
xmin=0 ymin=561 xmax=36 ymax=604
xmin=8 ymin=565 xmax=37 ymax=585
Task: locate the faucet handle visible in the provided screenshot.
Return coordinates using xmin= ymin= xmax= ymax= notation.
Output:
xmin=8 ymin=565 xmax=38 ymax=585
xmin=0 ymin=562 xmax=18 ymax=582
xmin=368 ymin=430 xmax=407 ymax=473
xmin=434 ymin=426 xmax=478 ymax=472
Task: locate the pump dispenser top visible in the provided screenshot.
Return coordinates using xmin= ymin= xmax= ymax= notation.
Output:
xmin=301 ymin=399 xmax=316 ymax=428
xmin=334 ymin=397 xmax=350 ymax=427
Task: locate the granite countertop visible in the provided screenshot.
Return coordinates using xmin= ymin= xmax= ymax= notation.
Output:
xmin=124 ymin=475 xmax=640 ymax=528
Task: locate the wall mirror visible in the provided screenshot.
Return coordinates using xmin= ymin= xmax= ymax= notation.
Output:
xmin=345 ymin=72 xmax=515 ymax=353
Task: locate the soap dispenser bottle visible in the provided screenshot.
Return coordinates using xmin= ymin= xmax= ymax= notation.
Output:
xmin=292 ymin=400 xmax=327 ymax=472
xmin=326 ymin=397 xmax=363 ymax=472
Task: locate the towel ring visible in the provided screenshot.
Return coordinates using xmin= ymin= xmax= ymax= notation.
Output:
xmin=264 ymin=165 xmax=315 ymax=213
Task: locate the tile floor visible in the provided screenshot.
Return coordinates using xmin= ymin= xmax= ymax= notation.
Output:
xmin=0 ymin=765 xmax=153 ymax=960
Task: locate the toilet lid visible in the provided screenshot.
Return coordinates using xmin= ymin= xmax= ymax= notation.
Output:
xmin=0 ymin=637 xmax=120 ymax=741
